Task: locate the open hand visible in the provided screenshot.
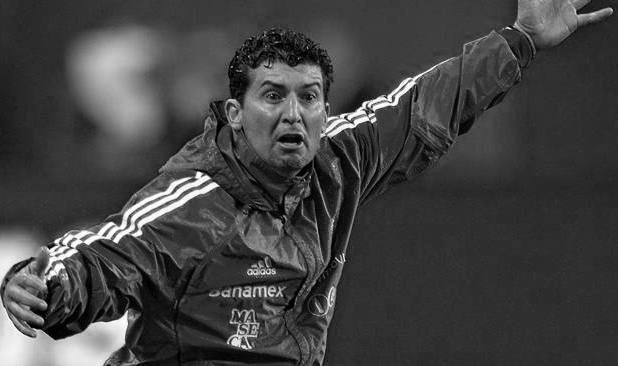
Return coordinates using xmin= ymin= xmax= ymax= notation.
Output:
xmin=516 ymin=0 xmax=613 ymax=49
xmin=2 ymin=247 xmax=50 ymax=338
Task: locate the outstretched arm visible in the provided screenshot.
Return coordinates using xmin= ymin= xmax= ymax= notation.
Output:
xmin=516 ymin=0 xmax=613 ymax=49
xmin=325 ymin=1 xmax=612 ymax=203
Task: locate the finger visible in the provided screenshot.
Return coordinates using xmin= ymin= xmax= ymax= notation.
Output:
xmin=31 ymin=247 xmax=51 ymax=278
xmin=571 ymin=0 xmax=591 ymax=11
xmin=6 ymin=302 xmax=45 ymax=328
xmin=5 ymin=285 xmax=48 ymax=311
xmin=578 ymin=7 xmax=614 ymax=27
xmin=6 ymin=311 xmax=37 ymax=338
xmin=12 ymin=273 xmax=47 ymax=294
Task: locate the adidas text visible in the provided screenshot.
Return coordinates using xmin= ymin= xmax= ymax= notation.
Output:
xmin=247 ymin=267 xmax=277 ymax=276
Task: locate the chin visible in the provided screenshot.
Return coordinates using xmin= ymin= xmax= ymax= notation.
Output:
xmin=274 ymin=157 xmax=309 ymax=174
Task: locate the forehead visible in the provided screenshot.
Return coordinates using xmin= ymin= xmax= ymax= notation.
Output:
xmin=247 ymin=61 xmax=324 ymax=89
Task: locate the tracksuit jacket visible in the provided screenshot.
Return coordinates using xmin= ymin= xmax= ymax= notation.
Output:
xmin=2 ymin=29 xmax=533 ymax=365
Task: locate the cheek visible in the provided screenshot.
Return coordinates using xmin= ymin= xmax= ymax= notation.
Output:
xmin=306 ymin=117 xmax=325 ymax=148
xmin=307 ymin=112 xmax=326 ymax=135
xmin=244 ymin=125 xmax=271 ymax=151
xmin=242 ymin=110 xmax=277 ymax=146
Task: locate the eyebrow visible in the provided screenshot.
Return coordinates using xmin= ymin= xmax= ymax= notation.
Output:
xmin=302 ymin=82 xmax=322 ymax=89
xmin=259 ymin=80 xmax=285 ymax=89
xmin=258 ymin=80 xmax=323 ymax=89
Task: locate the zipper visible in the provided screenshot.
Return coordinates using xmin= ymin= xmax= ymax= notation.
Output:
xmin=281 ymin=213 xmax=318 ymax=365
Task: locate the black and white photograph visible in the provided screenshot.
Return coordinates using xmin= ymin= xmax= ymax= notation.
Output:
xmin=1 ymin=0 xmax=617 ymax=365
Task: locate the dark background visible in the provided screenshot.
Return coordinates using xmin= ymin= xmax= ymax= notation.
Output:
xmin=1 ymin=0 xmax=617 ymax=365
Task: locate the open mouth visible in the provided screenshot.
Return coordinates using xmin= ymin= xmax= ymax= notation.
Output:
xmin=277 ymin=133 xmax=304 ymax=146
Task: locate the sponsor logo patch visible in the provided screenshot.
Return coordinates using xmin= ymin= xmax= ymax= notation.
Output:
xmin=209 ymin=285 xmax=286 ymax=298
xmin=227 ymin=308 xmax=260 ymax=350
xmin=247 ymin=257 xmax=277 ymax=277
xmin=307 ymin=286 xmax=336 ymax=317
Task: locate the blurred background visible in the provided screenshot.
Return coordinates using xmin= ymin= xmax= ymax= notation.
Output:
xmin=1 ymin=0 xmax=617 ymax=365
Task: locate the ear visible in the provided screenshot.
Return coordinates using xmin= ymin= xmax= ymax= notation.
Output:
xmin=322 ymin=102 xmax=331 ymax=130
xmin=224 ymin=98 xmax=243 ymax=131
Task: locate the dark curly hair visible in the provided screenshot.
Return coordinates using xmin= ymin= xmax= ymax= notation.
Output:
xmin=228 ymin=28 xmax=334 ymax=103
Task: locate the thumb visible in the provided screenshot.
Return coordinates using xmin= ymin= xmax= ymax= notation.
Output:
xmin=31 ymin=247 xmax=51 ymax=278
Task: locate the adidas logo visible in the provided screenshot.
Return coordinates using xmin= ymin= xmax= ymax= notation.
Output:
xmin=247 ymin=257 xmax=277 ymax=277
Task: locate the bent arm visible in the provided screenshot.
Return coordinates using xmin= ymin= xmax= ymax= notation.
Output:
xmin=1 ymin=170 xmax=209 ymax=339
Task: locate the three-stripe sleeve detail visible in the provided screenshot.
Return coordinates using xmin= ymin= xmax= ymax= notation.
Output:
xmin=322 ymin=59 xmax=449 ymax=138
xmin=44 ymin=172 xmax=219 ymax=280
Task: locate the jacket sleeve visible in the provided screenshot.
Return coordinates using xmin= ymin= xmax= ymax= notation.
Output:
xmin=22 ymin=170 xmax=216 ymax=339
xmin=323 ymin=30 xmax=531 ymax=204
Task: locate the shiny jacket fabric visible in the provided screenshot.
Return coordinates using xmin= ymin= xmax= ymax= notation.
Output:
xmin=3 ymin=30 xmax=528 ymax=365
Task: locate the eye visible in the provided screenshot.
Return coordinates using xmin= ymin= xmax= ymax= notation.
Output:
xmin=265 ymin=91 xmax=282 ymax=102
xmin=302 ymin=92 xmax=318 ymax=103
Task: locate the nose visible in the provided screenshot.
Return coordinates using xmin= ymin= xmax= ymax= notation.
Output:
xmin=282 ymin=95 xmax=301 ymax=124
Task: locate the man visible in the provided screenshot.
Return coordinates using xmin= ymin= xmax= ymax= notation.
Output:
xmin=1 ymin=0 xmax=612 ymax=365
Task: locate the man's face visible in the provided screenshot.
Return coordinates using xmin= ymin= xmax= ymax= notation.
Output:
xmin=225 ymin=61 xmax=329 ymax=176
